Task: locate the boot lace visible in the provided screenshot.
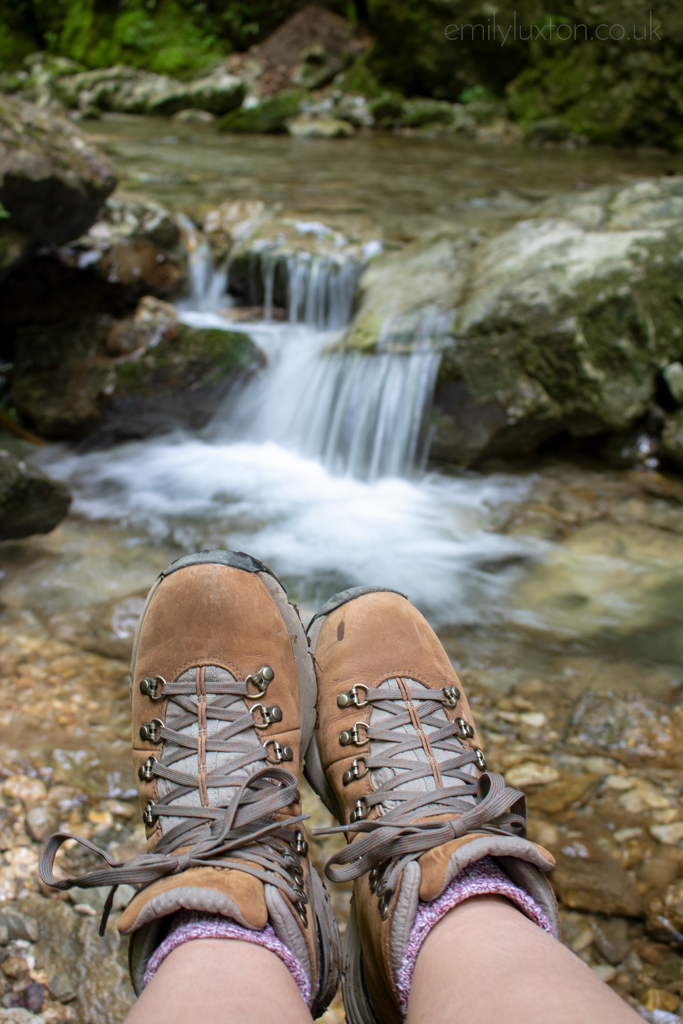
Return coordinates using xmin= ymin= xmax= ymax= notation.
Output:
xmin=39 ymin=665 xmax=310 ymax=935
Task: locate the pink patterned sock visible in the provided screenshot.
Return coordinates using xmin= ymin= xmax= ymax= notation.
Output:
xmin=396 ymin=855 xmax=554 ymax=1014
xmin=143 ymin=910 xmax=312 ymax=1007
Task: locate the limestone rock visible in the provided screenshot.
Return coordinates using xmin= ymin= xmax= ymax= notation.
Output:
xmin=11 ymin=297 xmax=263 ymax=443
xmin=0 ymin=450 xmax=71 ymax=541
xmin=340 ymin=177 xmax=683 ymax=467
xmin=566 ymin=692 xmax=683 ymax=769
xmin=0 ymin=95 xmax=116 ymax=279
xmin=145 ymin=71 xmax=245 ymax=117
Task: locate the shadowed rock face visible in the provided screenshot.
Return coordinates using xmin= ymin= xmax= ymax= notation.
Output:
xmin=0 ymin=450 xmax=71 ymax=540
xmin=0 ymin=95 xmax=116 ymax=274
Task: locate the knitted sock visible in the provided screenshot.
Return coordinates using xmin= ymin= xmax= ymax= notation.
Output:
xmin=396 ymin=855 xmax=555 ymax=1014
xmin=143 ymin=910 xmax=312 ymax=1008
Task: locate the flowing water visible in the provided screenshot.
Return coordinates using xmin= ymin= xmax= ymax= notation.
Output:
xmin=6 ymin=119 xmax=683 ymax=688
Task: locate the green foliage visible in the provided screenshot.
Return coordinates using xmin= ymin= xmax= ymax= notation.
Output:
xmin=0 ymin=203 xmax=9 ymax=220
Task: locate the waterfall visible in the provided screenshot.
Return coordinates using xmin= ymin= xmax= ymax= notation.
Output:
xmin=178 ymin=233 xmax=446 ymax=481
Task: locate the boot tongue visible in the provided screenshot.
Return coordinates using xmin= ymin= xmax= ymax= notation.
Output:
xmin=368 ymin=678 xmax=478 ymax=815
xmin=158 ymin=665 xmax=264 ymax=837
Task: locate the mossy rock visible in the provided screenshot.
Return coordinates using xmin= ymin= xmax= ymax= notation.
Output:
xmin=218 ymin=90 xmax=308 ymax=134
xmin=11 ymin=304 xmax=264 ymax=443
xmin=0 ymin=449 xmax=71 ymax=540
xmin=401 ymin=99 xmax=454 ymax=128
xmin=368 ymin=91 xmax=404 ymax=126
xmin=661 ymin=411 xmax=683 ymax=470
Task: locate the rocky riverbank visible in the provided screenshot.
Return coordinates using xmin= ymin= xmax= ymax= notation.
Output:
xmin=1 ymin=458 xmax=683 ymax=1023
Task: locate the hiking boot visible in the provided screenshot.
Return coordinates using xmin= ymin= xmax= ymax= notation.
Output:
xmin=305 ymin=586 xmax=559 ymax=1024
xmin=40 ymin=550 xmax=341 ymax=1017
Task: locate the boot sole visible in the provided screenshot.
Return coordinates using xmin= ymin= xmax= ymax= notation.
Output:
xmin=305 ymin=586 xmax=404 ymax=1024
xmin=130 ymin=550 xmax=341 ymax=1014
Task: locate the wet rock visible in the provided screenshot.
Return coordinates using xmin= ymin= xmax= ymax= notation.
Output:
xmin=663 ymin=364 xmax=683 ymax=406
xmin=0 ymin=95 xmax=116 ymax=280
xmin=0 ymin=452 xmax=71 ymax=541
xmin=552 ymin=840 xmax=643 ymax=917
xmin=0 ymin=1009 xmax=44 ymax=1024
xmin=48 ymin=591 xmax=146 ymax=661
xmin=16 ymin=984 xmax=44 ymax=1014
xmin=566 ymin=692 xmax=683 ymax=769
xmin=648 ymin=879 xmax=683 ymax=945
xmin=0 ymin=909 xmax=39 ymax=944
xmin=11 ymin=297 xmax=263 ymax=442
xmin=287 ymin=115 xmax=354 ymax=138
xmin=48 ymin=973 xmax=75 ymax=1004
xmin=145 ymin=72 xmax=245 ymax=118
xmin=591 ymin=917 xmax=631 ymax=965
xmin=24 ymin=808 xmax=58 ymax=844
xmin=223 ymin=209 xmax=376 ymax=316
xmin=218 ymin=90 xmax=307 ymax=134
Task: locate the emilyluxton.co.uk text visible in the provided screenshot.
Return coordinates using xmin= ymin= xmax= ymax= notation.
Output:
xmin=445 ymin=12 xmax=662 ymax=44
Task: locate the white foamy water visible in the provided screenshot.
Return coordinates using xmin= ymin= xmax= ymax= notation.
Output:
xmin=38 ymin=247 xmax=544 ymax=624
xmin=43 ymin=435 xmax=539 ymax=623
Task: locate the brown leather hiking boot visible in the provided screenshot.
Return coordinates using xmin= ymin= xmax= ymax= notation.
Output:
xmin=40 ymin=550 xmax=340 ymax=1017
xmin=305 ymin=586 xmax=559 ymax=1024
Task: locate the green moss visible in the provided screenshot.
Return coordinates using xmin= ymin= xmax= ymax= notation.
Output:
xmin=217 ymin=89 xmax=307 ymax=133
xmin=334 ymin=52 xmax=381 ymax=96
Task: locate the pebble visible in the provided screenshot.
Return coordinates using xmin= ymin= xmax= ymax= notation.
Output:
xmin=506 ymin=762 xmax=560 ymax=787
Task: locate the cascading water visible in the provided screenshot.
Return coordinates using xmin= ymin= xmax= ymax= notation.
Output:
xmin=182 ymin=240 xmax=443 ymax=481
xmin=40 ymin=229 xmax=543 ymax=623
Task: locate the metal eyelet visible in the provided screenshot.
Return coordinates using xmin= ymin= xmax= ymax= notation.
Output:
xmin=139 ymin=675 xmax=166 ymax=700
xmin=138 ymin=755 xmax=157 ymax=782
xmin=342 ymin=758 xmax=369 ymax=785
xmin=474 ymin=748 xmax=487 ymax=771
xmin=142 ymin=800 xmax=155 ymax=825
xmin=295 ymin=833 xmax=308 ymax=857
xmin=266 ymin=740 xmax=294 ymax=763
xmin=369 ymin=865 xmax=387 ymax=893
xmin=378 ymin=890 xmax=392 ymax=920
xmin=295 ymin=901 xmax=308 ymax=925
xmin=139 ymin=718 xmax=164 ymax=743
xmin=350 ymin=798 xmax=368 ymax=823
xmin=251 ymin=703 xmax=283 ymax=728
xmin=339 ymin=721 xmax=369 ymax=747
xmin=443 ymin=686 xmax=460 ymax=706
xmin=455 ymin=717 xmax=474 ymax=740
xmin=245 ymin=666 xmax=275 ymax=695
xmin=337 ymin=684 xmax=369 ymax=709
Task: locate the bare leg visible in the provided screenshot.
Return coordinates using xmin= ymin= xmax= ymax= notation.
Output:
xmin=125 ymin=939 xmax=313 ymax=1024
xmin=408 ymin=895 xmax=641 ymax=1024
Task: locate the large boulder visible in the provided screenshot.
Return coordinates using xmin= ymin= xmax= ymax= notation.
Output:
xmin=0 ymin=449 xmax=71 ymax=541
xmin=11 ymin=297 xmax=263 ymax=444
xmin=0 ymin=95 xmax=116 ymax=278
xmin=342 ymin=177 xmax=683 ymax=466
